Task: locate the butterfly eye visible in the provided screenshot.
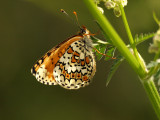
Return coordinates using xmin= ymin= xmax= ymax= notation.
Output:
xmin=80 ymin=28 xmax=86 ymax=34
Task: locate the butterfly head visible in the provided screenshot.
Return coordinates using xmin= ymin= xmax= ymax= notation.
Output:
xmin=79 ymin=25 xmax=90 ymax=36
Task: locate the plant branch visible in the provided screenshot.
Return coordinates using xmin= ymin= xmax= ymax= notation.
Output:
xmin=84 ymin=0 xmax=160 ymax=119
xmin=120 ymin=4 xmax=147 ymax=72
xmin=84 ymin=0 xmax=146 ymax=78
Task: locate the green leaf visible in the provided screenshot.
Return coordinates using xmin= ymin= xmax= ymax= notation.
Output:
xmin=147 ymin=59 xmax=160 ymax=69
xmin=91 ymin=36 xmax=110 ymax=45
xmin=91 ymin=36 xmax=115 ymax=61
xmin=147 ymin=61 xmax=159 ymax=69
xmin=94 ymin=44 xmax=107 ymax=60
xmin=106 ymin=55 xmax=124 ymax=86
xmin=134 ymin=33 xmax=155 ymax=45
xmin=153 ymin=68 xmax=160 ymax=93
xmin=104 ymin=46 xmax=116 ymax=61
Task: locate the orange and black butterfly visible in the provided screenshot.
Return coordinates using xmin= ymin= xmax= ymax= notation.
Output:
xmin=31 ymin=16 xmax=96 ymax=89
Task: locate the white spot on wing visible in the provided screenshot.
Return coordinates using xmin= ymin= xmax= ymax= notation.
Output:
xmin=35 ymin=65 xmax=57 ymax=85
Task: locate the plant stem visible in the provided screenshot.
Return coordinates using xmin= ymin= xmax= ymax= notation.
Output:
xmin=84 ymin=0 xmax=160 ymax=119
xmin=143 ymin=78 xmax=160 ymax=119
xmin=84 ymin=0 xmax=146 ymax=79
xmin=120 ymin=4 xmax=147 ymax=72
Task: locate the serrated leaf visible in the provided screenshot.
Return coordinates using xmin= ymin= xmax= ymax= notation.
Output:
xmin=134 ymin=33 xmax=155 ymax=45
xmin=106 ymin=55 xmax=124 ymax=86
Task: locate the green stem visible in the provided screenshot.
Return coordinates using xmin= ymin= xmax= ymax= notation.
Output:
xmin=120 ymin=5 xmax=135 ymax=47
xmin=84 ymin=0 xmax=160 ymax=119
xmin=84 ymin=0 xmax=146 ymax=79
xmin=120 ymin=4 xmax=147 ymax=72
xmin=143 ymin=79 xmax=160 ymax=119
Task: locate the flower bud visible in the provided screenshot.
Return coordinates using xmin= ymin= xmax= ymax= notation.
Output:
xmin=113 ymin=0 xmax=127 ymax=7
xmin=148 ymin=44 xmax=159 ymax=53
xmin=97 ymin=6 xmax=104 ymax=14
xmin=153 ymin=29 xmax=160 ymax=46
xmin=114 ymin=5 xmax=121 ymax=17
xmin=104 ymin=1 xmax=116 ymax=9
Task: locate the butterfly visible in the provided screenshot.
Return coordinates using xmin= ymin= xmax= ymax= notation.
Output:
xmin=31 ymin=25 xmax=96 ymax=90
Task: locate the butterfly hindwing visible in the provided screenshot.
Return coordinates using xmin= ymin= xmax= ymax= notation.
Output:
xmin=53 ymin=39 xmax=96 ymax=89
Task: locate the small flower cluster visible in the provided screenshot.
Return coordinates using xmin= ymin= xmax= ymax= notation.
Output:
xmin=94 ymin=0 xmax=128 ymax=17
xmin=149 ymin=29 xmax=160 ymax=53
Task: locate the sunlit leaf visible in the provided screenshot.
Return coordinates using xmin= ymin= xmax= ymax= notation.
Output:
xmin=91 ymin=36 xmax=109 ymax=45
xmin=134 ymin=33 xmax=155 ymax=45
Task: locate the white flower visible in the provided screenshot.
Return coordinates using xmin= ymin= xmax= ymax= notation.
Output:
xmin=104 ymin=1 xmax=116 ymax=9
xmin=121 ymin=0 xmax=127 ymax=7
xmin=113 ymin=5 xmax=121 ymax=17
xmin=149 ymin=29 xmax=160 ymax=53
xmin=97 ymin=6 xmax=104 ymax=14
xmin=113 ymin=0 xmax=128 ymax=7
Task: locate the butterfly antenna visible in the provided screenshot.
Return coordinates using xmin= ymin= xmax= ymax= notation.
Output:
xmin=61 ymin=9 xmax=69 ymax=16
xmin=93 ymin=47 xmax=116 ymax=59
xmin=73 ymin=11 xmax=81 ymax=29
xmin=61 ymin=9 xmax=81 ymax=29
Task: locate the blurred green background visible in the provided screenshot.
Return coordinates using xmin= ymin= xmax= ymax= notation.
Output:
xmin=1 ymin=0 xmax=160 ymax=120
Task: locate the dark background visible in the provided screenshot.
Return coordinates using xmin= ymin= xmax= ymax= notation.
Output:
xmin=1 ymin=0 xmax=160 ymax=120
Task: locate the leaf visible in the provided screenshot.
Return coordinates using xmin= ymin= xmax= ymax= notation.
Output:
xmin=153 ymin=68 xmax=160 ymax=93
xmin=91 ymin=36 xmax=115 ymax=61
xmin=106 ymin=55 xmax=124 ymax=86
xmin=104 ymin=46 xmax=116 ymax=61
xmin=134 ymin=33 xmax=155 ymax=45
xmin=147 ymin=59 xmax=160 ymax=69
xmin=91 ymin=36 xmax=110 ymax=45
xmin=94 ymin=44 xmax=107 ymax=60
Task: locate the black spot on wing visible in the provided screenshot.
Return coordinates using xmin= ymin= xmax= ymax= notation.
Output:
xmin=47 ymin=52 xmax=51 ymax=56
xmin=31 ymin=66 xmax=36 ymax=75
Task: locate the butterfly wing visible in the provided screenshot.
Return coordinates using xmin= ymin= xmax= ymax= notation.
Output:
xmin=53 ymin=37 xmax=96 ymax=89
xmin=31 ymin=35 xmax=96 ymax=89
xmin=31 ymin=35 xmax=83 ymax=86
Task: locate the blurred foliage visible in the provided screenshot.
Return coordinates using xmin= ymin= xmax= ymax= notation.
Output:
xmin=0 ymin=0 xmax=160 ymax=120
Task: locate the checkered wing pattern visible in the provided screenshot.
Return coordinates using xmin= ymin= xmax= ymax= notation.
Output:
xmin=53 ymin=38 xmax=96 ymax=89
xmin=31 ymin=32 xmax=96 ymax=89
